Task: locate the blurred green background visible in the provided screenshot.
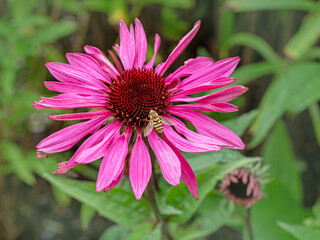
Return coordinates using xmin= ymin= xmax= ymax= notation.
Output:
xmin=0 ymin=0 xmax=320 ymax=239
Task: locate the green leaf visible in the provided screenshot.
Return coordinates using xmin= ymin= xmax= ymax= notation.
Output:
xmin=251 ymin=181 xmax=310 ymax=240
xmin=167 ymin=156 xmax=260 ymax=223
xmin=278 ymin=222 xmax=320 ymax=240
xmin=99 ymin=225 xmax=131 ymax=240
xmin=1 ymin=141 xmax=36 ymax=185
xmin=225 ymin=0 xmax=318 ymax=12
xmin=80 ymin=204 xmax=96 ymax=230
xmin=161 ymin=8 xmax=190 ymax=40
xmin=143 ymin=0 xmax=195 ymax=9
xmin=218 ymin=10 xmax=235 ymax=48
xmin=26 ymin=21 xmax=77 ymax=46
xmin=250 ymin=62 xmax=320 ymax=147
xmin=285 ymin=14 xmax=320 ymax=60
xmin=222 ymin=109 xmax=258 ymax=137
xmin=230 ymin=61 xmax=279 ymax=85
xmin=262 ymin=120 xmax=302 ymax=201
xmin=43 ymin=173 xmax=152 ymax=229
xmin=128 ymin=223 xmax=161 ymax=240
xmin=221 ymin=33 xmax=280 ymax=62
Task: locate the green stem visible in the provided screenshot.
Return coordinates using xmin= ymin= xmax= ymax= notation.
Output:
xmin=246 ymin=208 xmax=254 ymax=240
xmin=309 ymin=103 xmax=320 ymax=147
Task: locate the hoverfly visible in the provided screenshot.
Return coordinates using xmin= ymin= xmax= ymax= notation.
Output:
xmin=143 ymin=110 xmax=176 ymax=137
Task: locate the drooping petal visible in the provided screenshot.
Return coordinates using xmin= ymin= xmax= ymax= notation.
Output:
xmin=145 ymin=34 xmax=161 ymax=69
xmin=54 ymin=122 xmax=117 ymax=174
xmin=163 ymin=125 xmax=221 ymax=152
xmin=84 ymin=45 xmax=119 ymax=80
xmin=163 ymin=115 xmax=229 ymax=147
xmin=134 ymin=18 xmax=147 ymax=69
xmin=162 ymin=134 xmax=198 ymax=199
xmin=168 ymin=109 xmax=245 ymax=149
xmin=155 ymin=21 xmax=201 ymax=75
xmin=148 ymin=130 xmax=181 ymax=185
xmin=129 ymin=128 xmax=152 ymax=200
xmin=119 ymin=20 xmax=135 ymax=70
xmin=96 ymin=127 xmax=133 ymax=192
xmin=176 ymin=57 xmax=240 ymax=91
xmin=104 ymin=169 xmax=124 ymax=193
xmin=49 ymin=111 xmax=111 ymax=121
xmin=45 ymin=62 xmax=108 ymax=90
xmin=75 ymin=121 xmax=122 ymax=164
xmin=66 ymin=53 xmax=111 ymax=83
xmin=37 ymin=117 xmax=108 ymax=153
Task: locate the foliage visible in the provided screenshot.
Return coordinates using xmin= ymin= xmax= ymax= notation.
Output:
xmin=1 ymin=0 xmax=319 ymax=239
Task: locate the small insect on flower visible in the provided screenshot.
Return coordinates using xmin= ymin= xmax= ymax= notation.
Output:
xmin=144 ymin=109 xmax=176 ymax=136
xmin=34 ymin=18 xmax=248 ymax=200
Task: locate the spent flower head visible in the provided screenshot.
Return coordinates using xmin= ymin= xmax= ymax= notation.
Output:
xmin=34 ymin=19 xmax=248 ymax=199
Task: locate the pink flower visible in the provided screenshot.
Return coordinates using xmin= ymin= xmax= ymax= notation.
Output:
xmin=34 ymin=19 xmax=247 ymax=200
xmin=220 ymin=168 xmax=261 ymax=208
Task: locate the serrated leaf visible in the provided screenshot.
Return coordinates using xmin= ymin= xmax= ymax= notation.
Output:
xmin=166 ymin=156 xmax=260 ymax=223
xmin=250 ymin=62 xmax=320 ymax=148
xmin=99 ymin=225 xmax=131 ymax=240
xmin=221 ymin=33 xmax=280 ymax=62
xmin=226 ymin=0 xmax=317 ymax=12
xmin=128 ymin=223 xmax=161 ymax=240
xmin=278 ymin=222 xmax=320 ymax=240
xmin=80 ymin=204 xmax=96 ymax=230
xmin=285 ymin=14 xmax=320 ymax=60
xmin=43 ymin=173 xmax=152 ymax=229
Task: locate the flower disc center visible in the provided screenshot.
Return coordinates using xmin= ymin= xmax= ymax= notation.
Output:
xmin=107 ymin=69 xmax=170 ymax=126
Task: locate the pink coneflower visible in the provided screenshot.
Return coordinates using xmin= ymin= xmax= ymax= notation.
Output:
xmin=220 ymin=168 xmax=262 ymax=208
xmin=34 ymin=19 xmax=247 ymax=200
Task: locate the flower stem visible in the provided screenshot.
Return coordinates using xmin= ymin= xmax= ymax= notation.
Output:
xmin=246 ymin=208 xmax=254 ymax=240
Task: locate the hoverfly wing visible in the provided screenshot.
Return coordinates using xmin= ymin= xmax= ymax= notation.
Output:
xmin=143 ymin=120 xmax=154 ymax=137
xmin=161 ymin=116 xmax=177 ymax=126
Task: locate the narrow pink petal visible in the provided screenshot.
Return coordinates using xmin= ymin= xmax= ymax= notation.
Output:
xmin=54 ymin=122 xmax=117 ymax=174
xmin=45 ymin=62 xmax=108 ymax=90
xmin=113 ymin=44 xmax=120 ymax=56
xmin=145 ymin=34 xmax=161 ymax=69
xmin=66 ymin=53 xmax=111 ymax=83
xmin=162 ymin=134 xmax=198 ymax=199
xmin=168 ymin=109 xmax=245 ymax=149
xmin=119 ymin=20 xmax=135 ymax=70
xmin=134 ymin=18 xmax=147 ymax=69
xmin=155 ymin=21 xmax=201 ymax=76
xmin=171 ymin=77 xmax=235 ymax=97
xmin=167 ymin=103 xmax=238 ymax=113
xmin=148 ymin=130 xmax=181 ymax=185
xmin=44 ymin=82 xmax=106 ymax=96
xmin=37 ymin=152 xmax=48 ymax=158
xmin=197 ymin=86 xmax=248 ymax=104
xmin=84 ymin=45 xmax=119 ymax=79
xmin=37 ymin=117 xmax=107 ymax=153
xmin=165 ymin=56 xmax=213 ymax=84
xmin=34 ymin=95 xmax=107 ymax=109
xmin=108 ymin=50 xmax=123 ymax=73
xmin=129 ymin=128 xmax=151 ymax=200
xmin=163 ymin=115 xmax=229 ymax=147
xmin=163 ymin=125 xmax=221 ymax=152
xmin=177 ymin=57 xmax=240 ymax=91
xmin=75 ymin=121 xmax=122 ymax=164
xmin=50 ymin=111 xmax=111 ymax=121
xmin=96 ymin=127 xmax=133 ymax=192
xmin=168 ymin=85 xmax=248 ymax=104
xmin=104 ymin=169 xmax=124 ymax=193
